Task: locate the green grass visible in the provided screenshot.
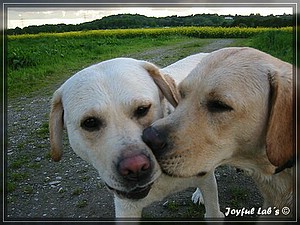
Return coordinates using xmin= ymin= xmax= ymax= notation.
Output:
xmin=10 ymin=172 xmax=29 ymax=181
xmin=7 ymin=172 xmax=30 ymax=193
xmin=7 ymin=27 xmax=293 ymax=99
xmin=9 ymin=155 xmax=30 ymax=169
xmin=7 ymin=35 xmax=198 ymax=98
xmin=72 ymin=187 xmax=84 ymax=196
xmin=230 ymin=30 xmax=293 ymax=64
xmin=7 ymin=182 xmax=16 ymax=193
xmin=249 ymin=30 xmax=294 ymax=63
xmin=183 ymin=202 xmax=205 ymax=218
xmin=22 ymin=185 xmax=34 ymax=194
xmin=165 ymin=200 xmax=179 ymax=212
xmin=36 ymin=122 xmax=49 ymax=139
xmin=76 ymin=199 xmax=88 ymax=208
xmin=229 ymin=187 xmax=249 ymax=208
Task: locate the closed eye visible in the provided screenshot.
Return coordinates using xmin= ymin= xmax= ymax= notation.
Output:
xmin=179 ymin=89 xmax=186 ymax=99
xmin=206 ymin=100 xmax=233 ymax=113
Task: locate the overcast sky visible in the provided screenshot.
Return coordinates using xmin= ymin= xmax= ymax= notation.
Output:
xmin=7 ymin=6 xmax=294 ymax=29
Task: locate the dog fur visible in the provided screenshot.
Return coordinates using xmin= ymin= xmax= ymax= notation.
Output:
xmin=49 ymin=54 xmax=224 ymax=218
xmin=142 ymin=47 xmax=295 ymax=218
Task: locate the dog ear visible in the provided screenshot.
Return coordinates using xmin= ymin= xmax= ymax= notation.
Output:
xmin=143 ymin=62 xmax=180 ymax=107
xmin=266 ymin=67 xmax=294 ymax=167
xmin=49 ymin=89 xmax=64 ymax=162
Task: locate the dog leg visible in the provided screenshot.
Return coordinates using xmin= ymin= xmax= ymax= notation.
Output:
xmin=199 ymin=171 xmax=224 ymax=218
xmin=192 ymin=188 xmax=205 ymax=205
xmin=114 ymin=195 xmax=143 ymax=218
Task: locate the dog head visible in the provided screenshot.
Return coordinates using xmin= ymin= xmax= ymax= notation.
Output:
xmin=49 ymin=58 xmax=178 ymax=199
xmin=142 ymin=47 xmax=294 ymax=177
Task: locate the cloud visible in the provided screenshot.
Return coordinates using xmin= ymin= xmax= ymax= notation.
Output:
xmin=6 ymin=5 xmax=294 ymax=29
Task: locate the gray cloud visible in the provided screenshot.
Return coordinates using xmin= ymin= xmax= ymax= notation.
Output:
xmin=4 ymin=1 xmax=296 ymax=29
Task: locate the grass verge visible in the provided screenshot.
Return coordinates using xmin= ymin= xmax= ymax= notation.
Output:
xmin=7 ymin=28 xmax=293 ymax=99
xmin=7 ymin=35 xmax=208 ymax=98
xmin=230 ymin=30 xmax=293 ymax=64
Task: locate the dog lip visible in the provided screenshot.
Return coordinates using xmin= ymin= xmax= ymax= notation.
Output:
xmin=105 ymin=183 xmax=153 ymax=200
xmin=161 ymin=168 xmax=178 ymax=177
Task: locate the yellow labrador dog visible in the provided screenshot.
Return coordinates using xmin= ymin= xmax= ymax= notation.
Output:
xmin=49 ymin=54 xmax=224 ymax=218
xmin=143 ymin=47 xmax=295 ymax=218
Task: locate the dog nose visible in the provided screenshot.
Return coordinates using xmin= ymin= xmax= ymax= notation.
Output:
xmin=142 ymin=126 xmax=167 ymax=156
xmin=118 ymin=154 xmax=151 ymax=181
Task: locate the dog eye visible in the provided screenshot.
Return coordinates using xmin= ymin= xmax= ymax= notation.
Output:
xmin=134 ymin=104 xmax=151 ymax=118
xmin=207 ymin=100 xmax=233 ymax=113
xmin=81 ymin=117 xmax=102 ymax=131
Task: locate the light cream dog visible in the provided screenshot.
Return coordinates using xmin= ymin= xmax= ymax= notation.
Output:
xmin=142 ymin=47 xmax=295 ymax=218
xmin=49 ymin=54 xmax=224 ymax=218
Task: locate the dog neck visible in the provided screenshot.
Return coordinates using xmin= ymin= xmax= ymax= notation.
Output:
xmin=226 ymin=152 xmax=294 ymax=212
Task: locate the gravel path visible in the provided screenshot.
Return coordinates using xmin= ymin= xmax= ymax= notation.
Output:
xmin=5 ymin=39 xmax=263 ymax=221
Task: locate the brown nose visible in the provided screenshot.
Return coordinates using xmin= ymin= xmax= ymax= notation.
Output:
xmin=117 ymin=154 xmax=151 ymax=182
xmin=142 ymin=126 xmax=167 ymax=157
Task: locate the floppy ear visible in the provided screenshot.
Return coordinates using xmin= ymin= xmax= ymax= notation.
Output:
xmin=49 ymin=89 xmax=64 ymax=162
xmin=266 ymin=67 xmax=294 ymax=167
xmin=143 ymin=62 xmax=180 ymax=107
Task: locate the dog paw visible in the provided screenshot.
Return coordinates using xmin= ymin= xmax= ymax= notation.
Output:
xmin=192 ymin=188 xmax=204 ymax=205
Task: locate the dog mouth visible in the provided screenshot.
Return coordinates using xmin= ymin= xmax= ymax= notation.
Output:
xmin=105 ymin=183 xmax=153 ymax=200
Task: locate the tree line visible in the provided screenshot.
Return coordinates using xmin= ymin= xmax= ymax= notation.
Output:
xmin=7 ymin=13 xmax=294 ymax=35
